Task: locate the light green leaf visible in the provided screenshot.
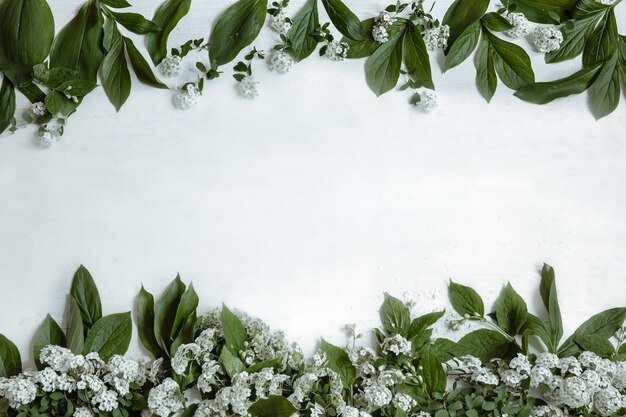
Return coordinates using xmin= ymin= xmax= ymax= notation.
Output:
xmin=70 ymin=265 xmax=103 ymax=330
xmin=66 ymin=296 xmax=84 ymax=355
xmin=407 ymin=310 xmax=445 ymax=341
xmin=495 ymin=283 xmax=528 ymax=335
xmin=123 ymin=37 xmax=168 ymax=89
xmin=50 ymin=0 xmax=105 ymax=83
xmin=219 ymin=346 xmax=246 ymax=378
xmin=208 ymin=0 xmax=267 ymax=66
xmin=444 ymin=21 xmax=481 ymax=71
xmin=320 ymin=338 xmax=356 ymax=388
xmin=0 ymin=77 xmax=16 ymax=134
xmin=365 ymin=31 xmax=404 ymax=96
xmin=320 ymin=0 xmax=367 ymax=41
xmin=249 ymin=396 xmax=297 ymax=417
xmin=449 ymin=280 xmax=485 ymax=317
xmin=514 ymin=64 xmax=602 ymax=104
xmin=379 ymin=293 xmax=411 ymax=336
xmin=442 ymin=0 xmax=489 ymax=52
xmin=83 ymin=313 xmax=132 ymax=360
xmin=522 ymin=313 xmax=554 ymax=351
xmin=403 ymin=22 xmax=434 ymax=90
xmin=222 ymin=304 xmax=248 ymax=353
xmin=137 ymin=285 xmax=163 ymax=358
xmin=290 ymin=0 xmax=320 ymax=61
xmin=146 ymin=0 xmax=192 ymax=65
xmin=0 ymin=334 xmax=21 ymax=377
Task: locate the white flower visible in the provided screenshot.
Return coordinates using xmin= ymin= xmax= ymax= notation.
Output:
xmin=31 ymin=102 xmax=47 ymax=116
xmin=325 ymin=40 xmax=349 ymax=61
xmin=158 ymin=55 xmax=182 ymax=78
xmin=505 ymin=13 xmax=531 ymax=38
xmin=173 ymin=84 xmax=201 ymax=110
xmin=348 ymin=347 xmax=375 ymax=366
xmin=92 ymin=389 xmax=119 ymax=412
xmin=0 ymin=376 xmax=37 ymax=408
xmin=414 ymin=89 xmax=438 ymax=113
xmin=530 ymin=405 xmax=566 ymax=417
xmin=393 ymin=393 xmax=417 ymax=412
xmin=376 ymin=11 xmax=396 ymax=26
xmin=310 ymin=403 xmax=325 ymax=417
xmin=559 ymin=356 xmax=582 ymax=376
xmin=271 ymin=11 xmax=292 ymax=36
xmin=171 ymin=343 xmax=200 ymax=375
xmin=37 ymin=131 xmax=58 ymax=148
xmin=268 ymin=51 xmax=295 ymax=74
xmin=560 ymin=376 xmax=590 ymax=408
xmin=381 ymin=334 xmax=412 ymax=356
xmin=148 ymin=378 xmax=184 ymax=417
xmin=533 ymin=27 xmax=563 ymax=53
xmin=73 ymin=407 xmax=94 ymax=417
xmin=338 ymin=405 xmax=360 ymax=417
xmin=423 ymin=25 xmax=450 ymax=50
xmin=530 ymin=365 xmax=553 ymax=388
xmin=372 ymin=24 xmax=390 ymax=44
xmin=611 ymin=361 xmax=626 ymax=389
xmin=509 ymin=353 xmax=532 ymax=374
xmin=593 ymin=385 xmax=624 ymax=416
xmin=236 ymin=75 xmax=259 ymax=99
xmin=595 ymin=0 xmax=616 ymax=4
xmin=535 ymin=352 xmax=560 ymax=369
xmin=413 ymin=413 xmax=432 ymax=417
xmin=473 ymin=367 xmax=499 ymax=385
xmin=500 ymin=369 xmax=525 ymax=387
xmin=363 ymin=382 xmax=392 ymax=408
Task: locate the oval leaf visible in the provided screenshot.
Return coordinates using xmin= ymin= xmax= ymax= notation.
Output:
xmin=146 ymin=0 xmax=192 ymax=65
xmin=83 ymin=312 xmax=132 ymax=360
xmin=0 ymin=334 xmax=21 ymax=377
xmin=71 ymin=265 xmax=103 ymax=330
xmin=34 ymin=314 xmax=66 ymax=369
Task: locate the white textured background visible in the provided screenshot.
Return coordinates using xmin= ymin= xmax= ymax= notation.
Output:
xmin=0 ymin=0 xmax=625 ymax=367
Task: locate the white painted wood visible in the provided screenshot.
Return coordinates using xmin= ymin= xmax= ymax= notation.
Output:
xmin=0 ymin=0 xmax=625 ymax=366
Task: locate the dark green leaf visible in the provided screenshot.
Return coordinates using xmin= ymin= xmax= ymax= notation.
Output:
xmin=574 ymin=0 xmax=608 ymax=19
xmin=112 ymin=11 xmax=161 ymax=34
xmin=342 ymin=19 xmax=379 ymax=59
xmin=154 ymin=275 xmax=185 ymax=354
xmin=480 ymin=13 xmax=513 ymax=32
xmin=222 ymin=304 xmax=248 ymax=353
xmin=171 ymin=283 xmax=199 ymax=338
xmin=66 ymin=296 xmax=84 ymax=355
xmin=101 ymin=0 xmax=132 ymax=8
xmin=123 ymin=37 xmax=167 ymax=88
xmin=320 ymin=338 xmax=356 ymax=388
xmin=403 ymin=22 xmax=434 ymax=89
xmin=33 ymin=315 xmax=66 ymax=370
xmin=137 ymin=286 xmax=163 ymax=358
xmin=0 ymin=334 xmax=21 ymax=377
xmin=523 ymin=313 xmax=553 ymax=351
xmin=575 ymin=335 xmax=615 ymax=358
xmin=365 ymin=31 xmax=404 ymax=96
xmin=70 ymin=265 xmax=103 ymax=330
xmin=421 ymin=347 xmax=446 ymax=393
xmin=513 ymin=0 xmax=576 ymax=23
xmin=559 ymin=307 xmax=626 ymax=356
xmin=442 ymin=0 xmax=489 ymax=53
xmin=449 ymin=280 xmax=485 ymax=317
xmin=0 ymin=77 xmax=16 ymax=134
xmin=249 ymin=396 xmax=297 ymax=417
xmin=589 ymin=52 xmax=621 ymax=119
xmin=407 ymin=310 xmax=445 ymax=340
xmin=45 ymin=91 xmax=77 ymax=116
xmin=83 ymin=312 xmax=132 ymax=360
xmin=582 ymin=9 xmax=617 ymax=67
xmin=290 ymin=0 xmax=320 ymax=61
xmin=515 ymin=64 xmax=602 ymax=103
xmin=146 ymin=0 xmax=192 ymax=65
xmin=495 ymin=283 xmax=528 ymax=335
xmin=475 ymin=34 xmax=497 ymax=102
xmin=444 ymin=21 xmax=480 ymax=71
xmin=539 ymin=263 xmax=563 ymax=348
xmin=50 ymin=0 xmax=105 ymax=83
xmin=208 ymin=0 xmax=267 ymax=66
xmin=545 ymin=16 xmax=597 ymax=63
xmin=451 ymin=329 xmax=513 ymax=362
xmin=320 ymin=0 xmax=367 ymax=41
xmin=219 ymin=346 xmax=246 ymax=378
xmin=101 ymin=22 xmax=131 ymax=111
xmin=487 ymin=30 xmax=535 ymax=89
xmin=379 ymin=293 xmax=411 ymax=336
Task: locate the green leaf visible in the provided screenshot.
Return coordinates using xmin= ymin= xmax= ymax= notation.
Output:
xmin=545 ymin=16 xmax=597 ymax=63
xmin=341 ymin=18 xmax=382 ymax=59
xmin=449 ymin=280 xmax=485 ymax=317
xmin=475 ymin=34 xmax=497 ymax=102
xmin=442 ymin=0 xmax=489 ymax=53
xmin=320 ymin=0 xmax=367 ymax=41
xmin=451 ymin=329 xmax=513 ymax=362
xmin=66 ymin=296 xmax=84 ymax=355
xmin=154 ymin=275 xmax=186 ymax=354
xmin=219 ymin=346 xmax=246 ymax=378
xmin=379 ymin=293 xmax=411 ymax=336
xmin=539 ymin=263 xmax=563 ymax=348
xmin=495 ymin=283 xmax=528 ymax=335
xmin=0 ymin=77 xmax=16 ymax=134
xmin=487 ymin=30 xmax=535 ymax=89
xmin=83 ymin=312 xmax=132 ymax=360
xmin=428 ymin=338 xmax=456 ymax=362
xmin=137 ymin=286 xmax=163 ymax=358
xmin=146 ymin=0 xmax=192 ymax=65
xmin=70 ymin=265 xmax=103 ymax=330
xmin=523 ymin=313 xmax=554 ymax=351
xmin=320 ymin=338 xmax=356 ymax=388
xmin=123 ymin=37 xmax=168 ymax=89
xmin=45 ymin=91 xmax=77 ymax=116
xmin=407 ymin=311 xmax=445 ymax=340
xmin=221 ymin=304 xmax=248 ymax=353
xmin=575 ymin=335 xmax=615 ymax=358
xmin=101 ymin=22 xmax=131 ymax=111
xmin=365 ymin=31 xmax=404 ymax=96
xmin=249 ymin=396 xmax=297 ymax=417
xmin=101 ymin=0 xmax=132 ymax=8
xmin=289 ymin=0 xmax=320 ymax=61
xmin=33 ymin=315 xmax=66 ymax=369
xmin=514 ymin=63 xmax=602 ymax=104
xmin=0 ymin=334 xmax=21 ymax=377
xmin=512 ymin=0 xmax=576 ymax=23
xmin=480 ymin=13 xmax=513 ymax=32
xmin=171 ymin=283 xmax=199 ymax=338
xmin=444 ymin=21 xmax=481 ymax=71
xmin=589 ymin=52 xmax=621 ymax=119
xmin=50 ymin=0 xmax=105 ymax=83
xmin=582 ymin=9 xmax=617 ymax=67
xmin=208 ymin=0 xmax=267 ymax=66
xmin=573 ymin=0 xmax=608 ymax=19
xmin=421 ymin=347 xmax=447 ymax=393
xmin=0 ymin=0 xmax=55 ymax=85
xmin=112 ymin=11 xmax=160 ymax=34
xmin=403 ymin=22 xmax=434 ymax=89
xmin=559 ymin=307 xmax=626 ymax=356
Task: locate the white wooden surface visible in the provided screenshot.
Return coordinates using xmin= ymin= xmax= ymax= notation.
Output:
xmin=0 ymin=0 xmax=625 ymax=366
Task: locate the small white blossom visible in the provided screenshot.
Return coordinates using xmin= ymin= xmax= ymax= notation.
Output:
xmin=268 ymin=51 xmax=295 ymax=74
xmin=393 ymin=393 xmax=417 ymax=412
xmin=381 ymin=334 xmax=412 ymax=356
xmin=423 ymin=25 xmax=450 ymax=51
xmin=270 ymin=11 xmax=292 ymax=36
xmin=533 ymin=27 xmax=563 ymax=53
xmin=325 ymin=40 xmax=349 ymax=61
xmin=73 ymin=407 xmax=94 ymax=417
xmin=173 ymin=84 xmax=201 ymax=110
xmin=148 ymin=378 xmax=184 ymax=417
xmin=158 ymin=55 xmax=182 ymax=78
xmin=414 ymin=89 xmax=438 ymax=113
xmin=372 ymin=24 xmax=390 ymax=44
xmin=536 ymin=352 xmax=560 ymax=369
xmin=595 ymin=0 xmax=616 ymax=4
xmin=31 ymin=102 xmax=47 ymax=116
xmin=236 ymin=75 xmax=259 ymax=99
xmin=505 ymin=13 xmax=531 ymax=38
xmin=593 ymin=385 xmax=624 ymax=416
xmin=37 ymin=131 xmax=60 ymax=148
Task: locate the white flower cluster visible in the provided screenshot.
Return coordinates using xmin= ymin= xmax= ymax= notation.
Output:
xmin=268 ymin=51 xmax=295 ymax=74
xmin=270 ymin=11 xmax=292 ymax=36
xmin=533 ymin=27 xmax=563 ymax=53
xmin=236 ymin=75 xmax=260 ymax=99
xmin=174 ymin=84 xmax=201 ymax=110
xmin=288 ymin=353 xmax=347 ymax=413
xmin=372 ymin=11 xmax=397 ymax=44
xmin=505 ymin=12 xmax=531 ymax=38
xmin=381 ymin=334 xmax=412 ymax=356
xmin=0 ymin=345 xmax=159 ymax=412
xmin=414 ymin=89 xmax=438 ymax=113
xmin=36 ymin=117 xmax=65 ymax=148
xmin=451 ymin=352 xmax=626 ymax=417
xmin=31 ymin=102 xmax=47 ymax=117
xmin=158 ymin=55 xmax=183 ymax=78
xmin=423 ymin=25 xmax=450 ymax=51
xmin=325 ymin=40 xmax=350 ymax=61
xmin=148 ymin=378 xmax=184 ymax=417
